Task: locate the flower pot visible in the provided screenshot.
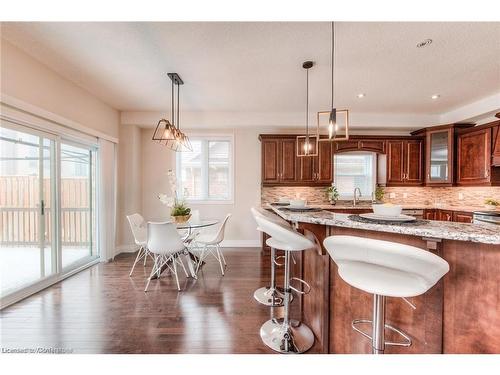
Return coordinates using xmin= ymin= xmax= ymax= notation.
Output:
xmin=171 ymin=214 xmax=191 ymax=224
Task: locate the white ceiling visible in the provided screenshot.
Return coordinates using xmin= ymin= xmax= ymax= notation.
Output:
xmin=1 ymin=22 xmax=500 ymax=117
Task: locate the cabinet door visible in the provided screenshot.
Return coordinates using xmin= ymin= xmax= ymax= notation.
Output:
xmin=405 ymin=140 xmax=424 ymax=185
xmin=424 ymin=209 xmax=436 ymax=220
xmin=280 ymin=138 xmax=297 ymax=182
xmin=426 ymin=128 xmax=453 ymax=186
xmin=453 ymin=211 xmax=473 ymax=223
xmin=493 ymin=125 xmax=500 ymax=166
xmin=386 ymin=140 xmax=405 ymax=185
xmin=457 ymin=128 xmax=491 ymax=185
xmin=359 ymin=139 xmax=386 ymax=153
xmin=438 ymin=210 xmax=453 ymax=222
xmin=315 ymin=141 xmax=333 ymax=183
xmin=333 ymin=140 xmax=359 ymax=153
xmin=261 ymin=139 xmax=280 ymax=184
xmin=297 ymin=137 xmax=315 ymax=183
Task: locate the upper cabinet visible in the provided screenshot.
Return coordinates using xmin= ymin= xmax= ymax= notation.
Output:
xmin=386 ymin=139 xmax=424 ymax=186
xmin=260 ymin=135 xmax=333 ymax=186
xmin=492 ymin=121 xmax=500 ymax=166
xmin=426 ymin=128 xmax=453 ymax=186
xmin=456 ymin=127 xmax=500 ymax=186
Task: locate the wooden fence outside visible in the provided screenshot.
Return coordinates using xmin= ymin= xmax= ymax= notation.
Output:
xmin=0 ymin=176 xmax=92 ymax=246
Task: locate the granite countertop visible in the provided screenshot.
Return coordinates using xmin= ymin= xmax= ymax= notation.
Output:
xmin=268 ymin=205 xmax=500 ymax=245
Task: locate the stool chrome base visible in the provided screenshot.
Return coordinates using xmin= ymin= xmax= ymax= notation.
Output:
xmin=253 ymin=286 xmax=293 ymax=307
xmin=260 ymin=319 xmax=314 ymax=354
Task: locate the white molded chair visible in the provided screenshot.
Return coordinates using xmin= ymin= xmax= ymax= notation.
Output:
xmin=127 ymin=213 xmax=153 ymax=276
xmin=145 ymin=221 xmax=191 ymax=292
xmin=254 ymin=215 xmax=316 ymax=354
xmin=323 ymin=235 xmax=450 ymax=354
xmin=193 ymin=214 xmax=231 ymax=276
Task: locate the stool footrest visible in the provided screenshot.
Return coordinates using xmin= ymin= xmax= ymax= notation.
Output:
xmin=352 ymin=319 xmax=412 ymax=348
xmin=289 ymin=277 xmax=311 ymax=295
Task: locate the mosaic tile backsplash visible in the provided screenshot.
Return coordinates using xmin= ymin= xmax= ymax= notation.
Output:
xmin=261 ymin=186 xmax=500 ymax=209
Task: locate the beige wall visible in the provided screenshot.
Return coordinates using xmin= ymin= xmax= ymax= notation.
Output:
xmin=116 ymin=125 xmax=143 ymax=247
xmin=1 ymin=39 xmax=119 ymax=139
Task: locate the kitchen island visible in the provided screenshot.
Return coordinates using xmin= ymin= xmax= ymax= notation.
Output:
xmin=268 ymin=205 xmax=500 ymax=354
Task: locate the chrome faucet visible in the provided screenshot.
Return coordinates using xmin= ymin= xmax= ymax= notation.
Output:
xmin=353 ymin=187 xmax=362 ymax=206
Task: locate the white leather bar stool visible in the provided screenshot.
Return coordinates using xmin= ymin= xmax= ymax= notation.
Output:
xmin=255 ymin=215 xmax=315 ymax=354
xmin=250 ymin=207 xmax=292 ymax=307
xmin=323 ymin=235 xmax=449 ymax=354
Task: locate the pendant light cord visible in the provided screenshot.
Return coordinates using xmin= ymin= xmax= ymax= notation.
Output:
xmin=177 ymin=82 xmax=180 ymax=130
xmin=331 ymin=21 xmax=335 ymax=109
xmin=306 ymin=66 xmax=309 ymax=138
xmin=171 ymin=78 xmax=175 ymax=127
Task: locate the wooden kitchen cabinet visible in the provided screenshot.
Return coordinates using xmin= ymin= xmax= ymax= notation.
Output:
xmin=456 ymin=127 xmax=498 ymax=186
xmin=438 ymin=209 xmax=453 ymax=222
xmin=424 ymin=209 xmax=437 ymax=220
xmin=260 ymin=135 xmax=333 ymax=186
xmin=333 ymin=138 xmax=385 ymax=154
xmin=493 ymin=124 xmax=500 ymax=166
xmin=453 ymin=211 xmax=473 ymax=223
xmin=386 ymin=139 xmax=424 ymax=186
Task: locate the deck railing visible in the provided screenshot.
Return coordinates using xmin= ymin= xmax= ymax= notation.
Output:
xmin=0 ymin=176 xmax=92 ymax=246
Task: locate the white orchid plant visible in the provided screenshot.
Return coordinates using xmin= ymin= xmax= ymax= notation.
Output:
xmin=158 ymin=170 xmax=191 ymax=217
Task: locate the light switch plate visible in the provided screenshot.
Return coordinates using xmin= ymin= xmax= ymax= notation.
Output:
xmin=458 ymin=193 xmax=464 ymax=200
xmin=389 ymin=192 xmax=396 ymax=198
xmin=403 ymin=193 xmax=408 ymax=198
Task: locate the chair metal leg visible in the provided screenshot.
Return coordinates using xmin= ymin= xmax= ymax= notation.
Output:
xmin=195 ymin=247 xmax=205 ymax=275
xmin=144 ymin=255 xmax=158 ymax=292
xmin=129 ymin=247 xmax=143 ymax=276
xmin=372 ymin=294 xmax=386 ymax=354
xmin=172 ymin=255 xmax=181 ymax=291
xmin=178 ymin=254 xmax=189 ymax=277
xmin=143 ymin=249 xmax=148 ymax=266
xmin=216 ymin=246 xmax=225 ymax=276
xmin=254 ymin=247 xmax=287 ymax=307
xmin=217 ymin=244 xmax=227 ymax=266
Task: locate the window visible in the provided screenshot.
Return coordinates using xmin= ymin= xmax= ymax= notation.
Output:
xmin=176 ymin=136 xmax=233 ymax=202
xmin=334 ymin=152 xmax=376 ymax=200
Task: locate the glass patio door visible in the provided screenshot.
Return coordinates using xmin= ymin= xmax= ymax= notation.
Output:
xmin=0 ymin=122 xmax=56 ymax=298
xmin=60 ymin=141 xmax=97 ymax=269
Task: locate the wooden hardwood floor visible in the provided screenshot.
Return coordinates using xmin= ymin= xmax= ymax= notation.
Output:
xmin=0 ymin=248 xmax=287 ymax=354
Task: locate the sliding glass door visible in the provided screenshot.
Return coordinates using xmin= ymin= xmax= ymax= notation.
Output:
xmin=60 ymin=142 xmax=97 ymax=269
xmin=0 ymin=120 xmax=99 ymax=305
xmin=0 ymin=124 xmax=56 ymax=297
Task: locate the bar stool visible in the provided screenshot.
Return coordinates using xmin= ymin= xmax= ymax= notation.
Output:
xmin=250 ymin=207 xmax=292 ymax=307
xmin=323 ymin=235 xmax=449 ymax=354
xmin=255 ymin=215 xmax=315 ymax=354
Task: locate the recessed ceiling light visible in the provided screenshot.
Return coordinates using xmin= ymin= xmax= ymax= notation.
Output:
xmin=431 ymin=94 xmax=440 ymax=100
xmin=417 ymin=39 xmax=433 ymax=48
xmin=357 ymin=93 xmax=366 ymax=98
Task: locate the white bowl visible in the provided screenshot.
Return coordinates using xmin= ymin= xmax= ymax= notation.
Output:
xmin=372 ymin=204 xmax=402 ymax=217
xmin=289 ymin=199 xmax=307 ymax=208
xmin=278 ymin=197 xmax=290 ymax=203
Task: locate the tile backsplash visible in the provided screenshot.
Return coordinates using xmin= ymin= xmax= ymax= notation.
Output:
xmin=261 ymin=185 xmax=500 ymax=208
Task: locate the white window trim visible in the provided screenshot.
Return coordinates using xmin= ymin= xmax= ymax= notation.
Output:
xmin=334 ymin=151 xmax=377 ymax=201
xmin=175 ymin=133 xmax=234 ymax=205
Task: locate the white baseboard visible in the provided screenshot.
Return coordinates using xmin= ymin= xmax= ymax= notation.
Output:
xmin=115 ymin=244 xmax=139 ymax=255
xmin=219 ymin=240 xmax=260 ymax=248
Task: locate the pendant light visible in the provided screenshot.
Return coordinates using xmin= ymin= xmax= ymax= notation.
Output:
xmin=319 ymin=22 xmax=349 ymax=142
xmin=151 ymin=73 xmax=192 ymax=152
xmin=297 ymin=61 xmax=319 ymax=157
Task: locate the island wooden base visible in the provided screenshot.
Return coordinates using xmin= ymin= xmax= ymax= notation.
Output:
xmin=291 ymin=223 xmax=500 ymax=354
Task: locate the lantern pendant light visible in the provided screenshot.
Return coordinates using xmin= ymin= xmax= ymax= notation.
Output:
xmin=297 ymin=61 xmax=319 ymax=157
xmin=319 ymin=21 xmax=349 ymax=142
xmin=151 ymin=73 xmax=192 ymax=152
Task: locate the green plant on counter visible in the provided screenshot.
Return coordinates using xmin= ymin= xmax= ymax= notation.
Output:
xmin=375 ymin=185 xmax=385 ymax=202
xmin=484 ymin=198 xmax=499 ymax=207
xmin=325 ymin=185 xmax=340 ymax=203
xmin=171 ymin=199 xmax=191 ymax=216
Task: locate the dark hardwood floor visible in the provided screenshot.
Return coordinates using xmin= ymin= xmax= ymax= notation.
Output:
xmin=0 ymin=248 xmax=288 ymax=354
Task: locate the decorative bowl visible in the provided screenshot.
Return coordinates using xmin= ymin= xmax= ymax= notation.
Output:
xmin=171 ymin=214 xmax=192 ymax=224
xmin=372 ymin=203 xmax=402 ymax=217
xmin=289 ymin=199 xmax=307 ymax=208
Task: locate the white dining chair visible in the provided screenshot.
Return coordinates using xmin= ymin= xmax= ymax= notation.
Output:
xmin=144 ymin=221 xmax=192 ymax=292
xmin=193 ymin=214 xmax=231 ymax=276
xmin=127 ymin=213 xmax=153 ymax=276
